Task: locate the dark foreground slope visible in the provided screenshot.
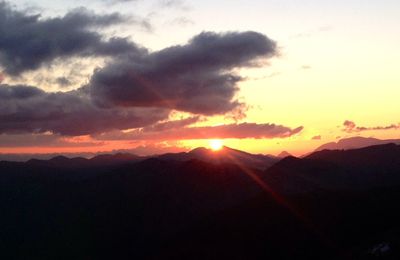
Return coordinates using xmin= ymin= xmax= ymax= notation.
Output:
xmin=1 ymin=144 xmax=400 ymax=259
xmin=0 ymin=157 xmax=265 ymax=259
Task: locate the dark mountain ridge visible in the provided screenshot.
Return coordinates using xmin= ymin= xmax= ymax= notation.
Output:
xmin=158 ymin=146 xmax=277 ymax=170
xmin=2 ymin=143 xmax=400 ymax=259
xmin=1 ymin=146 xmax=277 ymax=171
xmin=263 ymin=143 xmax=400 ymax=194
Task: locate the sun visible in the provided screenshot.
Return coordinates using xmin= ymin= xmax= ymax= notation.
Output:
xmin=209 ymin=139 xmax=223 ymax=151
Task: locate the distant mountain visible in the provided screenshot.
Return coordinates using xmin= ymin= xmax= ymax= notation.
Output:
xmin=89 ymin=152 xmax=144 ymax=166
xmin=1 ymin=147 xmax=276 ymax=170
xmin=25 ymin=153 xmax=144 ymax=168
xmin=0 ymin=147 xmax=276 ymax=175
xmin=263 ymin=143 xmax=400 ymax=194
xmin=0 ymin=152 xmax=96 ymax=162
xmin=277 ymin=151 xmax=292 ymax=158
xmin=315 ymin=136 xmax=400 ymax=151
xmin=158 ymin=146 xmax=278 ymax=170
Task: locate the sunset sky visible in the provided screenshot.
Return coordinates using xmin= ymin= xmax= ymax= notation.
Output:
xmin=1 ymin=0 xmax=399 ymax=158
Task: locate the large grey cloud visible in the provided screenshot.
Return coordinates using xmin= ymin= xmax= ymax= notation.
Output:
xmin=0 ymin=84 xmax=169 ymax=135
xmin=0 ymin=2 xmax=282 ymax=140
xmin=0 ymin=2 xmax=145 ymax=75
xmin=90 ymin=31 xmax=277 ymax=115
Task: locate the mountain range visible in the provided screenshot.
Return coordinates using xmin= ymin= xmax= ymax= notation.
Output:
xmin=2 ymin=143 xmax=400 ymax=259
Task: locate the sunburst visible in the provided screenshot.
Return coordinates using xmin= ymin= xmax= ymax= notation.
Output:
xmin=209 ymin=139 xmax=223 ymax=151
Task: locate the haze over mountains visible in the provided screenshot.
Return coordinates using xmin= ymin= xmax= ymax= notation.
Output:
xmin=2 ymin=142 xmax=400 ymax=259
xmin=2 ymin=136 xmax=398 ymax=163
xmin=1 ymin=146 xmax=278 ymax=171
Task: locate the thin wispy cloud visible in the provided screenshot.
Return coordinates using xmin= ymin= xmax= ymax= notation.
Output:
xmin=94 ymin=123 xmax=304 ymax=141
xmin=343 ymin=120 xmax=400 ymax=133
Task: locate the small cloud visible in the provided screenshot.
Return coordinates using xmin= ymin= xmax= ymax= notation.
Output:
xmin=159 ymin=0 xmax=190 ymax=10
xmin=301 ymin=65 xmax=312 ymax=70
xmin=292 ymin=25 xmax=332 ymax=39
xmin=343 ymin=120 xmax=400 ymax=133
xmin=318 ymin=25 xmax=333 ymax=32
xmin=343 ymin=120 xmax=356 ymax=130
xmin=168 ymin=16 xmax=195 ymax=26
xmin=311 ymin=135 xmax=321 ymax=140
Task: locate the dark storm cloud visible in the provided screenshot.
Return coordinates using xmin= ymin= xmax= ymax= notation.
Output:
xmin=90 ymin=31 xmax=277 ymax=115
xmin=0 ymin=84 xmax=169 ymax=135
xmin=95 ymin=123 xmax=303 ymax=141
xmin=343 ymin=120 xmax=400 ymax=133
xmin=0 ymin=2 xmax=145 ymax=75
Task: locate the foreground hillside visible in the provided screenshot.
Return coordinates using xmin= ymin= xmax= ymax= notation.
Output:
xmin=1 ymin=144 xmax=400 ymax=259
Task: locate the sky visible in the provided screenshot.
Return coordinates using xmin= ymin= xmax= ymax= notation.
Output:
xmin=0 ymin=0 xmax=399 ymax=158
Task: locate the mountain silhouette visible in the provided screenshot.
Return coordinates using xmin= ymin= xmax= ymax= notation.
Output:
xmin=24 ymin=153 xmax=144 ymax=168
xmin=277 ymin=150 xmax=292 ymax=158
xmin=89 ymin=152 xmax=144 ymax=166
xmin=17 ymin=147 xmax=276 ymax=171
xmin=315 ymin=136 xmax=400 ymax=151
xmin=2 ymin=144 xmax=400 ymax=259
xmin=263 ymin=143 xmax=400 ymax=194
xmin=158 ymin=146 xmax=277 ymax=170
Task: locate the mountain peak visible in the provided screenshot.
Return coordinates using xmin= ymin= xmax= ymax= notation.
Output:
xmin=277 ymin=151 xmax=292 ymax=158
xmin=159 ymin=146 xmax=278 ymax=170
xmin=189 ymin=147 xmax=210 ymax=154
xmin=49 ymin=155 xmax=70 ymax=162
